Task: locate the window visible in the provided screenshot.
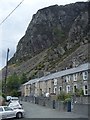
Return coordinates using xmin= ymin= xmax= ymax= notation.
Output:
xmin=85 ymin=90 xmax=88 ymax=95
xmin=59 ymin=86 xmax=62 ymax=93
xmin=83 ymin=71 xmax=88 ymax=80
xmin=26 ymin=85 xmax=28 ymax=89
xmin=49 ymin=88 xmax=51 ymax=93
xmin=83 ymin=85 xmax=88 ymax=95
xmin=4 ymin=107 xmax=13 ymax=111
xmin=73 ymin=84 xmax=77 ymax=93
xmin=85 ymin=85 xmax=87 ymax=89
xmin=66 ymin=85 xmax=70 ymax=93
xmin=73 ymin=74 xmax=77 ymax=81
xmin=66 ymin=76 xmax=70 ymax=83
xmin=54 ymin=79 xmax=57 ymax=85
xmin=65 ymin=79 xmax=66 ymax=82
xmin=54 ymin=87 xmax=57 ymax=94
xmin=0 ymin=107 xmax=3 ymax=112
xmin=40 ymin=89 xmax=42 ymax=96
xmin=59 ymin=86 xmax=62 ymax=91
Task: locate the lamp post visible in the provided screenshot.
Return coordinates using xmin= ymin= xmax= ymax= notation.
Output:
xmin=4 ymin=48 xmax=9 ymax=96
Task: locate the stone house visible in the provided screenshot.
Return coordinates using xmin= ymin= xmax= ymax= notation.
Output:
xmin=22 ymin=63 xmax=89 ymax=97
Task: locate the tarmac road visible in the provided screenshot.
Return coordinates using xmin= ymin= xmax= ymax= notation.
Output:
xmin=20 ymin=101 xmax=88 ymax=119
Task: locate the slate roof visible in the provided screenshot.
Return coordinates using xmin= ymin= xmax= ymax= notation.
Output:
xmin=23 ymin=63 xmax=90 ymax=85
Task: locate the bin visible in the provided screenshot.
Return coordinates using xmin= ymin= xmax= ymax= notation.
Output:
xmin=67 ymin=101 xmax=71 ymax=112
xmin=53 ymin=100 xmax=55 ymax=109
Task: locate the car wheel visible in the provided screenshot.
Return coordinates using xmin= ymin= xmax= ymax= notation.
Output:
xmin=16 ymin=112 xmax=22 ymax=119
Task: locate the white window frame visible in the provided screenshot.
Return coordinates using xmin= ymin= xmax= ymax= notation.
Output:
xmin=83 ymin=71 xmax=88 ymax=80
xmin=73 ymin=74 xmax=77 ymax=81
xmin=73 ymin=84 xmax=77 ymax=93
xmin=54 ymin=87 xmax=57 ymax=94
xmin=58 ymin=86 xmax=62 ymax=93
xmin=66 ymin=85 xmax=70 ymax=93
xmin=54 ymin=79 xmax=57 ymax=85
xmin=83 ymin=85 xmax=88 ymax=95
xmin=66 ymin=76 xmax=71 ymax=83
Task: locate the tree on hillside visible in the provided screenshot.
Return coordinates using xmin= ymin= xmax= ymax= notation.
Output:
xmin=20 ymin=73 xmax=28 ymax=84
xmin=6 ymin=72 xmax=20 ymax=96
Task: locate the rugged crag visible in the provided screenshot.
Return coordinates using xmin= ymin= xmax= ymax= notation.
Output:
xmin=2 ymin=2 xmax=89 ymax=80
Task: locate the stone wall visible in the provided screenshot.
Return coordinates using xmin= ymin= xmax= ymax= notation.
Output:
xmin=73 ymin=103 xmax=89 ymax=116
xmin=21 ymin=96 xmax=89 ymax=116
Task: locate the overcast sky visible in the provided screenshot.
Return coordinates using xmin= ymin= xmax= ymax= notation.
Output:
xmin=0 ymin=0 xmax=87 ymax=70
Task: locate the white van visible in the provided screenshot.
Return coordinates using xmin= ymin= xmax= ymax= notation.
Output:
xmin=10 ymin=97 xmax=19 ymax=102
xmin=6 ymin=96 xmax=12 ymax=101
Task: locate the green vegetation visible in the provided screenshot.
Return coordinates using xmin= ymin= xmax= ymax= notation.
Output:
xmin=56 ymin=88 xmax=84 ymax=103
xmin=57 ymin=92 xmax=71 ymax=102
xmin=28 ymin=70 xmax=38 ymax=80
xmin=53 ymin=28 xmax=66 ymax=40
xmin=2 ymin=72 xmax=28 ymax=97
xmin=6 ymin=72 xmax=20 ymax=96
xmin=28 ymin=62 xmax=45 ymax=79
xmin=64 ymin=43 xmax=80 ymax=56
xmin=74 ymin=88 xmax=84 ymax=97
xmin=35 ymin=62 xmax=45 ymax=71
xmin=19 ymin=73 xmax=28 ymax=84
xmin=0 ymin=81 xmax=2 ymax=91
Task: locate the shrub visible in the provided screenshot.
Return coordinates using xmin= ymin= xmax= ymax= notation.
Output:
xmin=75 ymin=88 xmax=84 ymax=97
xmin=57 ymin=92 xmax=71 ymax=102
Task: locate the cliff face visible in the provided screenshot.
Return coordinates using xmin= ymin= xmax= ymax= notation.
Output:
xmin=10 ymin=2 xmax=89 ymax=63
xmin=2 ymin=2 xmax=89 ymax=79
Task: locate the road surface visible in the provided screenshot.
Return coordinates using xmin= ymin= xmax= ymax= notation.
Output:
xmin=20 ymin=101 xmax=88 ymax=119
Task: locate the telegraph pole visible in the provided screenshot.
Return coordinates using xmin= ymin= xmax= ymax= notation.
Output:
xmin=4 ymin=48 xmax=9 ymax=96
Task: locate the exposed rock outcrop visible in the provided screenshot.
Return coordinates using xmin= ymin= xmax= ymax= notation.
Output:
xmin=2 ymin=2 xmax=89 ymax=80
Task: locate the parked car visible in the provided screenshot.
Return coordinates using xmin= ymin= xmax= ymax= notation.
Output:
xmin=8 ymin=101 xmax=22 ymax=109
xmin=0 ymin=106 xmax=25 ymax=119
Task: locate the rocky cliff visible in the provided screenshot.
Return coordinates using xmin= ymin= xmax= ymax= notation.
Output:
xmin=2 ymin=2 xmax=89 ymax=80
